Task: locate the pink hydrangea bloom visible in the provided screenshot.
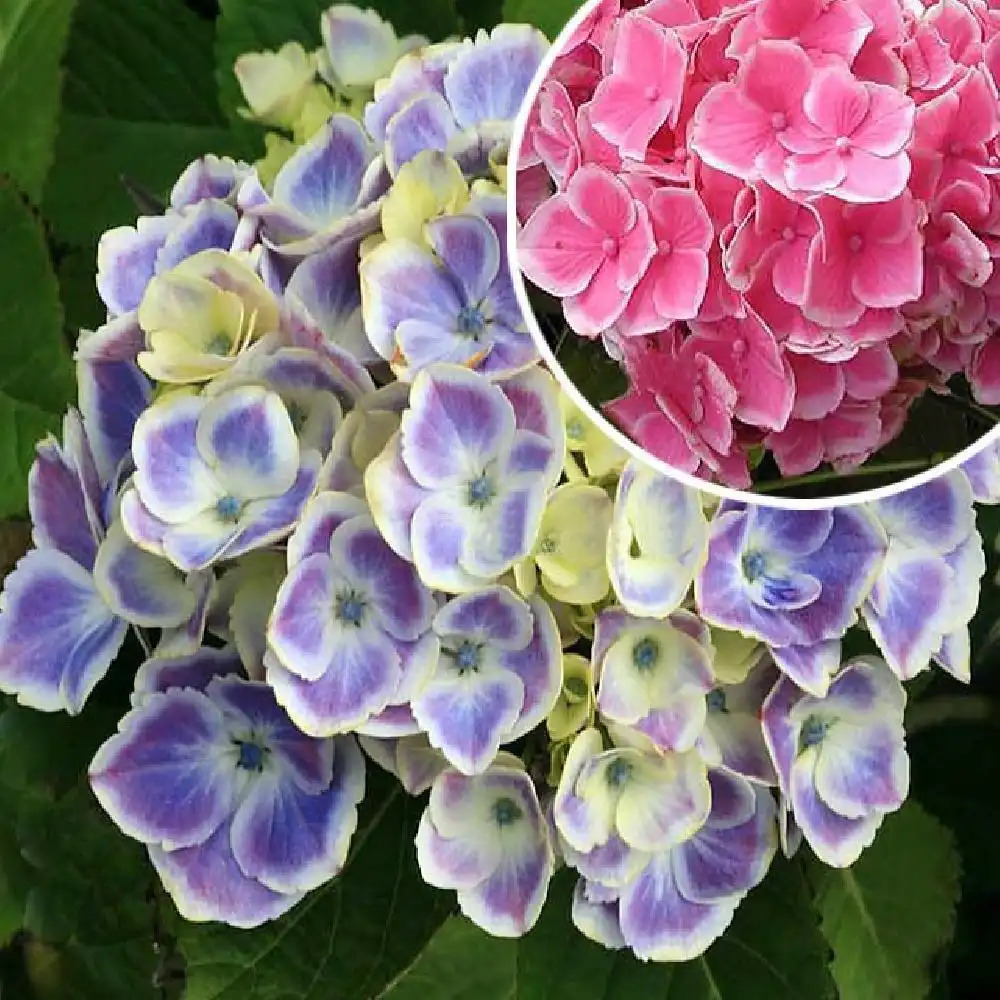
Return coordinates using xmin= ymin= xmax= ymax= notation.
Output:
xmin=515 ymin=0 xmax=1000 ymax=488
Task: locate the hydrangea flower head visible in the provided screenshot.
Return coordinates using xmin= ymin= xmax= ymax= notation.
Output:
xmin=696 ymin=505 xmax=886 ymax=695
xmin=90 ymin=673 xmax=365 ymax=927
xmin=416 ymin=760 xmax=555 ymax=937
xmin=516 ymin=0 xmax=1000 ymax=484
xmin=122 ymin=386 xmax=319 ymax=571
xmin=266 ymin=491 xmax=437 ymax=737
xmin=366 ymin=364 xmax=564 ymax=592
xmin=762 ymin=655 xmax=908 ymax=866
xmin=593 ymin=607 xmax=715 ymax=753
xmin=411 ymin=585 xmax=561 ymax=774
xmin=136 ymin=250 xmax=279 ymax=384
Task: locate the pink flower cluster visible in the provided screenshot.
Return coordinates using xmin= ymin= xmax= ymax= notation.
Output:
xmin=516 ymin=0 xmax=1000 ymax=487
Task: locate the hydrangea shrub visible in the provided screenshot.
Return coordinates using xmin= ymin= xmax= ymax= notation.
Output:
xmin=0 ymin=1 xmax=998 ymax=996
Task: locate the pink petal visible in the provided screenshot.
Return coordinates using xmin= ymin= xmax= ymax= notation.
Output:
xmin=855 ymin=85 xmax=915 ymax=156
xmin=648 ymin=187 xmax=713 ymax=252
xmin=853 ymin=232 xmax=923 ymax=308
xmin=789 ymin=354 xmax=846 ymax=419
xmin=690 ymin=85 xmax=772 ymax=179
xmin=836 ymin=149 xmax=911 ymax=204
xmin=518 ymin=197 xmax=602 ymax=296
xmin=970 ymin=337 xmax=1000 ymax=404
xmin=785 ymin=150 xmax=848 ymax=194
xmin=842 ymin=344 xmax=898 ymax=400
xmin=802 ymin=66 xmax=871 ymax=139
xmin=652 ymin=250 xmax=710 ymax=321
xmin=567 ymin=164 xmax=637 ymax=238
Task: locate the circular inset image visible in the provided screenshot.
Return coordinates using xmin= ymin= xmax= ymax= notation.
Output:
xmin=509 ymin=0 xmax=1000 ymax=504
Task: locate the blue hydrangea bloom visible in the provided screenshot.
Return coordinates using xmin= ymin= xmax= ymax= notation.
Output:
xmin=90 ymin=670 xmax=365 ymax=928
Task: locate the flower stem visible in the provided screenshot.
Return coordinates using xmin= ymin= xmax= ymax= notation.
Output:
xmin=905 ymin=695 xmax=1000 ymax=735
xmin=754 ymin=458 xmax=940 ymax=495
xmin=931 ymin=391 xmax=1000 ymax=426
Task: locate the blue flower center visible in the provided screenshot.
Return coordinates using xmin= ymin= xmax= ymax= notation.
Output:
xmin=335 ymin=590 xmax=366 ymax=626
xmin=216 ymin=495 xmax=242 ymax=522
xmin=706 ymin=688 xmax=727 ymax=713
xmin=466 ymin=473 xmax=496 ymax=509
xmin=455 ymin=640 xmax=482 ymax=672
xmin=800 ymin=715 xmax=831 ymax=751
xmin=742 ymin=551 xmax=767 ymax=582
xmin=457 ymin=305 xmax=487 ymax=338
xmin=493 ymin=796 xmax=523 ymax=827
xmin=633 ymin=638 xmax=659 ymax=671
xmin=606 ymin=758 xmax=633 ymax=787
xmin=235 ymin=739 xmax=267 ymax=772
xmin=566 ymin=418 xmax=585 ymax=441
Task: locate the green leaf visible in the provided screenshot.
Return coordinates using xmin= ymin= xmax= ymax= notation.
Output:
xmin=43 ymin=0 xmax=245 ymax=247
xmin=0 ymin=701 xmax=162 ymax=996
xmin=502 ymin=0 xmax=579 ymax=39
xmin=214 ymin=0 xmax=462 ymax=128
xmin=512 ymin=857 xmax=834 ymax=1000
xmin=0 ymin=184 xmax=75 ymax=518
xmin=377 ymin=916 xmax=516 ymax=999
xmin=456 ymin=0 xmax=505 ymax=33
xmin=0 ymin=0 xmax=77 ymax=201
xmin=810 ymin=801 xmax=961 ymax=1000
xmin=179 ymin=771 xmax=453 ymax=1000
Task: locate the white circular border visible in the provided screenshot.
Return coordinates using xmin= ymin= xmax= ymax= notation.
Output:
xmin=506 ymin=0 xmax=1000 ymax=510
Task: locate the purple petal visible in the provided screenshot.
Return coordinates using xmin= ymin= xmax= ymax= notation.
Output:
xmin=272 ymin=116 xmax=373 ymax=228
xmin=400 ymin=366 xmax=515 ymax=488
xmin=572 ymin=878 xmax=626 ymax=949
xmin=0 ymin=549 xmax=126 ymax=714
xmin=28 ymin=437 xmax=99 ymax=570
xmin=132 ymin=647 xmax=243 ymax=704
xmin=331 ymin=515 xmax=435 ymax=640
xmin=673 ymin=780 xmax=776 ymax=902
xmin=872 ymin=470 xmax=975 ymax=554
xmin=148 ymin=821 xmax=299 ymax=928
xmin=93 ymin=521 xmax=195 ymax=627
xmin=155 ymin=200 xmax=239 ymax=274
xmin=789 ymin=757 xmax=881 ymax=867
xmin=96 ymin=216 xmax=176 ymax=315
xmin=77 ymin=359 xmax=152 ymax=485
xmin=197 ymin=387 xmax=298 ymax=500
xmin=770 ymin=640 xmax=841 ymax=697
xmin=760 ymin=674 xmax=801 ymax=796
xmin=268 ymin=553 xmax=339 ymax=681
xmin=862 ymin=543 xmax=954 ymax=680
xmin=415 ymin=810 xmax=502 ymax=889
xmin=426 ymin=214 xmax=500 ymax=305
xmin=619 ymin=852 xmax=741 ymax=962
xmin=411 ymin=670 xmax=524 ymax=775
xmin=364 ymin=432 xmax=428 ymax=562
xmin=162 ymin=515 xmax=238 ymax=573
xmin=433 ymin=586 xmax=534 ymax=649
xmin=133 ymin=395 xmax=220 ymax=523
xmin=230 ymin=736 xmax=364 ymax=893
xmin=458 ymin=829 xmax=553 ymax=937
xmin=443 ymin=25 xmax=548 ymax=129
xmin=89 ymin=688 xmax=234 ymax=849
xmin=285 ymin=236 xmax=375 ymax=366
xmin=498 ymin=595 xmax=562 ymax=739
xmin=814 ymin=721 xmax=909 ymax=819
xmin=747 ymin=508 xmax=833 ymax=556
xmin=384 ymin=92 xmax=457 ymax=175
xmin=286 ymin=492 xmax=368 ymax=567
xmin=410 ymin=494 xmax=480 ymax=592
xmin=266 ymin=629 xmax=402 ymax=736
